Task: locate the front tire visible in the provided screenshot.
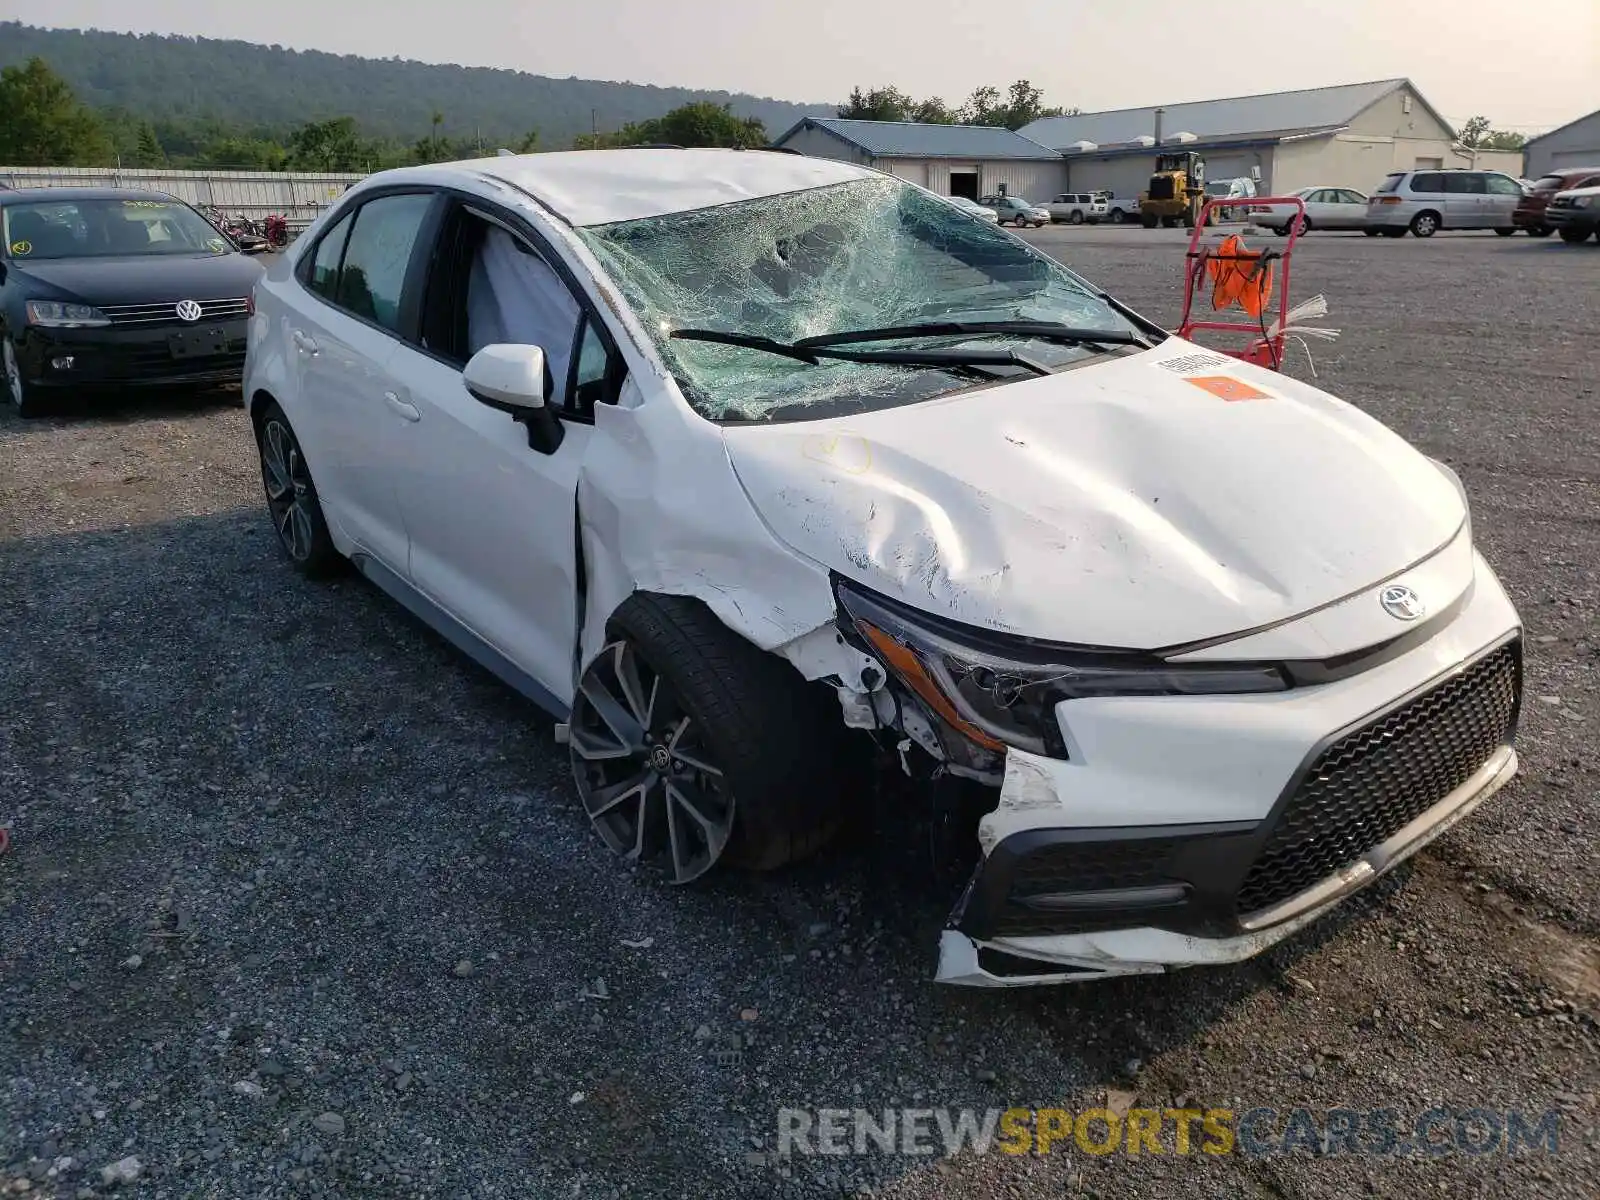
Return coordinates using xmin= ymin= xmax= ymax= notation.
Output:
xmin=1110 ymin=208 xmax=1125 ymax=224
xmin=2 ymin=337 xmax=44 ymax=418
xmin=1141 ymin=214 xmax=1158 ymax=229
xmin=254 ymin=400 xmax=342 ymax=577
xmin=1558 ymin=227 xmax=1591 ymax=243
xmin=1069 ymin=210 xmax=1084 ymax=225
xmin=1410 ymin=211 xmax=1440 ymax=238
xmin=570 ymin=593 xmax=847 ymax=882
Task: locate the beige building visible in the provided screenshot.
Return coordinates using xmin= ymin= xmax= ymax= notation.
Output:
xmin=772 ymin=118 xmax=1067 ymax=202
xmin=1018 ymin=79 xmax=1520 ymax=200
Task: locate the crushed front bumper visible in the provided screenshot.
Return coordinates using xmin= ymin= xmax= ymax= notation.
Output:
xmin=934 ymin=558 xmax=1523 ymax=986
xmin=938 ymin=745 xmax=1517 ymax=984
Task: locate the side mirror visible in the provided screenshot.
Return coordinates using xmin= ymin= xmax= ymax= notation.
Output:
xmin=464 ymin=344 xmax=565 ymax=455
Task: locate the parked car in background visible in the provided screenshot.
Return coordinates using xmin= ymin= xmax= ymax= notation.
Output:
xmin=1 ymin=187 xmax=265 ymax=416
xmin=1514 ymin=168 xmax=1600 ymax=237
xmin=1365 ymin=169 xmax=1524 ymax=238
xmin=1541 ymin=185 xmax=1600 ymax=243
xmin=1204 ymin=177 xmax=1259 ymax=220
xmin=980 ymin=194 xmax=1049 ymax=228
xmin=944 ymin=195 xmax=999 ymax=223
xmin=1047 ymin=193 xmax=1108 ymax=225
xmin=1100 ymin=192 xmax=1138 ymax=224
xmin=1250 ymin=186 xmax=1371 ymax=234
xmin=246 ymin=148 xmax=1522 ymax=988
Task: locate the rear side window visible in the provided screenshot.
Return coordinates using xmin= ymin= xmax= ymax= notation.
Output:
xmin=335 ymin=194 xmax=434 ymax=333
xmin=1376 ymin=174 xmax=1404 ymax=193
xmin=1533 ymin=175 xmax=1567 ymax=191
xmin=1409 ymin=173 xmax=1444 ymax=192
xmin=307 ymin=214 xmax=352 ymax=300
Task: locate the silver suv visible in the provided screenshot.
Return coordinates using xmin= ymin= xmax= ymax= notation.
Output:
xmin=1366 ymin=169 xmax=1525 ymax=238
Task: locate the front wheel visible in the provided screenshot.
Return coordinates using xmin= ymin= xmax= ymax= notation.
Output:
xmin=1110 ymin=208 xmax=1125 ymax=224
xmin=254 ymin=400 xmax=342 ymax=576
xmin=1558 ymin=227 xmax=1591 ymax=243
xmin=570 ymin=593 xmax=848 ymax=882
xmin=1141 ymin=214 xmax=1158 ymax=229
xmin=3 ymin=337 xmax=45 ymax=418
xmin=1069 ymin=210 xmax=1084 ymax=225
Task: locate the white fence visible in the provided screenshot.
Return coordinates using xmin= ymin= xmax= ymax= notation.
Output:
xmin=0 ymin=166 xmax=367 ymax=230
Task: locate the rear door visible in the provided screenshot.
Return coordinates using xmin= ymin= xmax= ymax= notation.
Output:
xmin=1446 ymin=173 xmax=1486 ymax=227
xmin=1481 ymin=173 xmax=1523 ymax=227
xmin=285 ymin=191 xmax=440 ymax=570
xmin=1330 ymin=189 xmax=1368 ymax=228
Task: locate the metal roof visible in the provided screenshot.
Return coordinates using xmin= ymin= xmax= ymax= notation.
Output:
xmin=1019 ymin=79 xmax=1427 ymax=151
xmin=776 ymin=118 xmax=1063 ymax=161
xmin=1523 ymin=107 xmax=1600 ymax=148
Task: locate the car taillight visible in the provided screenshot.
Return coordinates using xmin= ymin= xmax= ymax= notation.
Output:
xmin=1375 ymin=196 xmax=1401 ymax=205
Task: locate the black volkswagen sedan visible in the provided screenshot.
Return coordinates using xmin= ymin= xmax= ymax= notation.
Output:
xmin=1 ymin=187 xmax=265 ymax=416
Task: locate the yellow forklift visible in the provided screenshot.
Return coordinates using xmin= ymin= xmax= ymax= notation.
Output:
xmin=1140 ymin=151 xmax=1206 ymax=228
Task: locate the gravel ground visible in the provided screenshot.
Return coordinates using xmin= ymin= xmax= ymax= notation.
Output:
xmin=1 ymin=228 xmax=1596 ymax=1199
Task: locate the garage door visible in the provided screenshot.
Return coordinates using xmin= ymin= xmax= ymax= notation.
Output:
xmin=1552 ymin=149 xmax=1600 ymax=169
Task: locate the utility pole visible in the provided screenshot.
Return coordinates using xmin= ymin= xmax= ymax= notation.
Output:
xmin=476 ymin=125 xmax=482 ymax=155
xmin=592 ymin=108 xmax=598 ymax=137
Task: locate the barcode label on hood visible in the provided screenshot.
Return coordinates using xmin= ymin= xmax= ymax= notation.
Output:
xmin=1155 ymin=351 xmax=1234 ymax=375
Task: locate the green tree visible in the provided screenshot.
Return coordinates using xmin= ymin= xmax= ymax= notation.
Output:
xmin=615 ymin=102 xmax=765 ymax=148
xmin=287 ymin=116 xmax=367 ymax=171
xmin=0 ymin=56 xmax=113 ymax=165
xmin=1457 ymin=115 xmax=1492 ymax=147
xmin=134 ymin=123 xmax=167 ymax=166
xmin=514 ymin=129 xmax=540 ymax=153
xmin=1457 ymin=115 xmax=1527 ymax=153
xmin=963 ymin=80 xmax=1071 ymax=130
xmin=837 ymin=86 xmax=919 ymax=123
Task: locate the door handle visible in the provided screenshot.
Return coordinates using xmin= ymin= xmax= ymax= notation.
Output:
xmin=291 ymin=329 xmax=319 ymax=356
xmin=384 ymin=391 xmax=421 ymax=422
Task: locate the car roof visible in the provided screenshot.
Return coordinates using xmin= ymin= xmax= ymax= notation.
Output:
xmin=0 ymin=186 xmax=183 ymax=205
xmin=373 ymin=148 xmax=876 ymax=227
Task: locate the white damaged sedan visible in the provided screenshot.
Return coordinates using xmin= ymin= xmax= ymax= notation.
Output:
xmin=244 ymin=149 xmax=1522 ymax=985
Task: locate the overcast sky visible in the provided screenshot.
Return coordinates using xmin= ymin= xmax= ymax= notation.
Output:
xmin=5 ymin=0 xmax=1595 ymax=133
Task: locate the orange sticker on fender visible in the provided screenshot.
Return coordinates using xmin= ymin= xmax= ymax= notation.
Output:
xmin=1183 ymin=375 xmax=1272 ymax=402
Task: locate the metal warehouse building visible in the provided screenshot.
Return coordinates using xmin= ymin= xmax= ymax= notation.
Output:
xmin=1018 ymin=79 xmax=1521 ymax=200
xmin=1522 ymin=108 xmax=1600 ymax=177
xmin=772 ymin=118 xmax=1066 ymax=201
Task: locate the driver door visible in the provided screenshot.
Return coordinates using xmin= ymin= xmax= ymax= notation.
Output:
xmin=383 ymin=200 xmax=625 ymax=707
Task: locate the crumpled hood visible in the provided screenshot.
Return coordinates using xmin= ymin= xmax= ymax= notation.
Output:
xmin=722 ymin=342 xmax=1466 ymax=649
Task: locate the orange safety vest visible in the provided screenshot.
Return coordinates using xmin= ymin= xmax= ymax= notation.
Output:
xmin=1205 ymin=234 xmax=1274 ymax=319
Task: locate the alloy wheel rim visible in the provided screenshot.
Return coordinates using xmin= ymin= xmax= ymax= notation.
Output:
xmin=570 ymin=639 xmax=733 ymax=884
xmin=3 ymin=341 xmax=21 ymax=409
xmin=261 ymin=419 xmax=314 ymax=561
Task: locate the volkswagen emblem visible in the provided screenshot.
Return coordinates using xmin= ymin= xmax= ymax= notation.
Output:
xmin=1379 ymin=584 xmax=1425 ymax=622
xmin=174 ymin=299 xmax=203 ymax=323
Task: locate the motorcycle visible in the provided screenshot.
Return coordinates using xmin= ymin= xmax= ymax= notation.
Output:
xmin=263 ymin=213 xmax=290 ymax=249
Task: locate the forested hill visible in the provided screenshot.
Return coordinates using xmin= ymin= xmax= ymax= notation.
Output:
xmin=0 ymin=23 xmax=833 ymax=149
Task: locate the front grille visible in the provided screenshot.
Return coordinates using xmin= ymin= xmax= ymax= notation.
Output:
xmin=1237 ymin=642 xmax=1519 ymax=916
xmin=101 ymin=298 xmax=251 ymax=326
xmin=991 ymin=837 xmax=1185 ymax=937
xmin=1148 ymin=178 xmax=1176 ymax=202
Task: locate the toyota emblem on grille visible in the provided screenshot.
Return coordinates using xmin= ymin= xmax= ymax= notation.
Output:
xmin=1379 ymin=584 xmax=1425 ymax=621
xmin=175 ymin=299 xmax=204 ymax=323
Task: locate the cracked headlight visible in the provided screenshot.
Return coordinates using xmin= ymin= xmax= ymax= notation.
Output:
xmin=836 ymin=580 xmax=1288 ymax=757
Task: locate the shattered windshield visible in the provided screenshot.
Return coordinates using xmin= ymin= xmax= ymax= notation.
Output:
xmin=576 ymin=176 xmax=1145 ymax=422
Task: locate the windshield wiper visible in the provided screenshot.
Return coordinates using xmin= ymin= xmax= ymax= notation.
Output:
xmin=670 ymin=328 xmax=1054 ymax=377
xmin=795 ymin=320 xmax=1153 ymax=350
